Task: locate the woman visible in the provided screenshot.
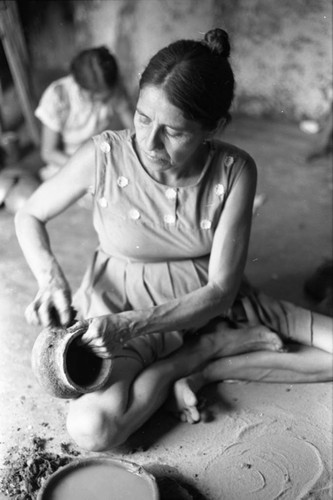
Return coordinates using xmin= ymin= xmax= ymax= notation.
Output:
xmin=15 ymin=29 xmax=332 ymax=451
xmin=35 ymin=46 xmax=134 ymax=180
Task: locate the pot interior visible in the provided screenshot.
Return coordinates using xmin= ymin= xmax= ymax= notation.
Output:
xmin=65 ymin=339 xmax=107 ymax=389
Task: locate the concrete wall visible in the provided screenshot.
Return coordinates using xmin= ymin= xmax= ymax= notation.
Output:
xmin=26 ymin=0 xmax=332 ymax=121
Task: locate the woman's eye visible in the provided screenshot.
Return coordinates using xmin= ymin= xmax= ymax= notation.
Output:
xmin=166 ymin=130 xmax=182 ymax=138
xmin=137 ymin=113 xmax=150 ymax=125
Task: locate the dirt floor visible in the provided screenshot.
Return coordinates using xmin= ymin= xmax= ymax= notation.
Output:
xmin=0 ymin=116 xmax=332 ymax=499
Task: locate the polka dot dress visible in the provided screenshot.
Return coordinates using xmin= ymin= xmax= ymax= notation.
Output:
xmin=74 ymin=129 xmax=251 ymax=319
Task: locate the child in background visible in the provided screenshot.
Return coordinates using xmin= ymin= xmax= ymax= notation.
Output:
xmin=35 ymin=46 xmax=134 ymax=180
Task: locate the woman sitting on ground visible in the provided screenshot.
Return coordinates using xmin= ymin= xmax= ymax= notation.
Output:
xmin=15 ymin=28 xmax=332 ymax=451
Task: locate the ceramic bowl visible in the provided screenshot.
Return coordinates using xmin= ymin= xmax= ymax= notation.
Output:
xmin=37 ymin=457 xmax=160 ymax=500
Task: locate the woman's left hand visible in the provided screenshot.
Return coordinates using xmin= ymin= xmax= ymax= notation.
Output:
xmin=78 ymin=314 xmax=131 ymax=358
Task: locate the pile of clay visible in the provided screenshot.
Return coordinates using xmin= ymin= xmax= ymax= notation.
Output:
xmin=0 ymin=436 xmax=80 ymax=499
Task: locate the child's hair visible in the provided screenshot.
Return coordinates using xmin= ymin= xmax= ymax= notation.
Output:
xmin=70 ymin=46 xmax=118 ymax=93
xmin=139 ymin=28 xmax=235 ymax=130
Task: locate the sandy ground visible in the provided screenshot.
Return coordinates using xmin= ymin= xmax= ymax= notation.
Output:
xmin=0 ymin=116 xmax=332 ymax=499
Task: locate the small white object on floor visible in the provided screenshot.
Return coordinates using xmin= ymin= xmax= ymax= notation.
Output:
xmin=299 ymin=120 xmax=320 ymax=134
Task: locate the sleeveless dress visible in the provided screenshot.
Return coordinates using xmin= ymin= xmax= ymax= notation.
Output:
xmin=73 ymin=129 xmax=254 ymax=364
xmin=74 ymin=129 xmax=314 ymax=361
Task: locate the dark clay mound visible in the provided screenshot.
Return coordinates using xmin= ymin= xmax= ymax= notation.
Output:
xmin=0 ymin=436 xmax=80 ymax=500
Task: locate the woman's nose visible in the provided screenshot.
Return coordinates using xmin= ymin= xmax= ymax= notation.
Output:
xmin=145 ymin=125 xmax=162 ymax=151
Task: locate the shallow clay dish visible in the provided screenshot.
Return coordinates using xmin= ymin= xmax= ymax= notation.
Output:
xmin=37 ymin=457 xmax=160 ymax=500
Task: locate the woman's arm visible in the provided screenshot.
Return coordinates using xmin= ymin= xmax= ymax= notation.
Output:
xmin=40 ymin=124 xmax=70 ymax=168
xmin=15 ymin=140 xmax=96 ymax=326
xmin=82 ymin=157 xmax=257 ymax=355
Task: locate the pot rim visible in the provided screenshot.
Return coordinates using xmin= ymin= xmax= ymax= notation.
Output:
xmin=37 ymin=456 xmax=160 ymax=500
xmin=60 ymin=326 xmax=113 ymax=393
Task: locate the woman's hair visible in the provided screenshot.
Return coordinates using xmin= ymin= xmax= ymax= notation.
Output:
xmin=70 ymin=46 xmax=118 ymax=92
xmin=139 ymin=28 xmax=235 ymax=130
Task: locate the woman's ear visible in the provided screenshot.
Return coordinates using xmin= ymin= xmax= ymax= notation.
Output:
xmin=215 ymin=117 xmax=227 ymax=134
xmin=206 ymin=117 xmax=227 ymax=139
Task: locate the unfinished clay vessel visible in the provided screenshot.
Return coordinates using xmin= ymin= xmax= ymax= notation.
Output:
xmin=31 ymin=322 xmax=113 ymax=399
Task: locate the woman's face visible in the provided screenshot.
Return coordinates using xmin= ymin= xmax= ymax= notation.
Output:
xmin=134 ymin=85 xmax=209 ymax=175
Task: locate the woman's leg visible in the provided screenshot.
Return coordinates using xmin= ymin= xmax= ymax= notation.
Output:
xmin=173 ymin=345 xmax=333 ymax=423
xmin=171 ymin=288 xmax=333 ymax=423
xmin=67 ymin=323 xmax=283 ymax=451
xmin=172 ymin=291 xmax=333 ymax=424
xmin=241 ymin=290 xmax=333 ymax=353
xmin=310 ymin=312 xmax=333 ymax=352
xmin=67 ymin=338 xmax=213 ymax=451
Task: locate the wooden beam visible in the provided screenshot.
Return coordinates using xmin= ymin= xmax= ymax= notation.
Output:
xmin=0 ymin=0 xmax=40 ymax=146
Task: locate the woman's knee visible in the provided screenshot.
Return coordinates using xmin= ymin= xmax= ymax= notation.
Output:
xmin=66 ymin=401 xmax=124 ymax=451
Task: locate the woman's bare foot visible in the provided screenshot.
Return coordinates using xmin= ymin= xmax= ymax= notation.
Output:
xmin=169 ymin=326 xmax=284 ymax=423
xmin=231 ymin=325 xmax=284 ymax=354
xmin=204 ymin=324 xmax=284 ymax=358
xmin=171 ymin=373 xmax=206 ymax=424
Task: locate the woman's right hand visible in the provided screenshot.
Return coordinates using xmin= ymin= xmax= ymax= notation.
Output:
xmin=14 ymin=140 xmax=96 ymax=330
xmin=25 ymin=276 xmax=74 ymax=328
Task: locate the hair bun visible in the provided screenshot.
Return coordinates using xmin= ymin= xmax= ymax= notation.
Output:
xmin=203 ymin=28 xmax=231 ymax=58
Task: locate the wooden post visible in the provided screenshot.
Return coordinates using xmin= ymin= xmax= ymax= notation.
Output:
xmin=0 ymin=0 xmax=40 ymax=146
xmin=0 ymin=77 xmax=4 ymax=135
xmin=6 ymin=0 xmax=29 ymax=67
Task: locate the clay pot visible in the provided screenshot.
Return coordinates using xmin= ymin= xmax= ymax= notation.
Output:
xmin=31 ymin=322 xmax=113 ymax=399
